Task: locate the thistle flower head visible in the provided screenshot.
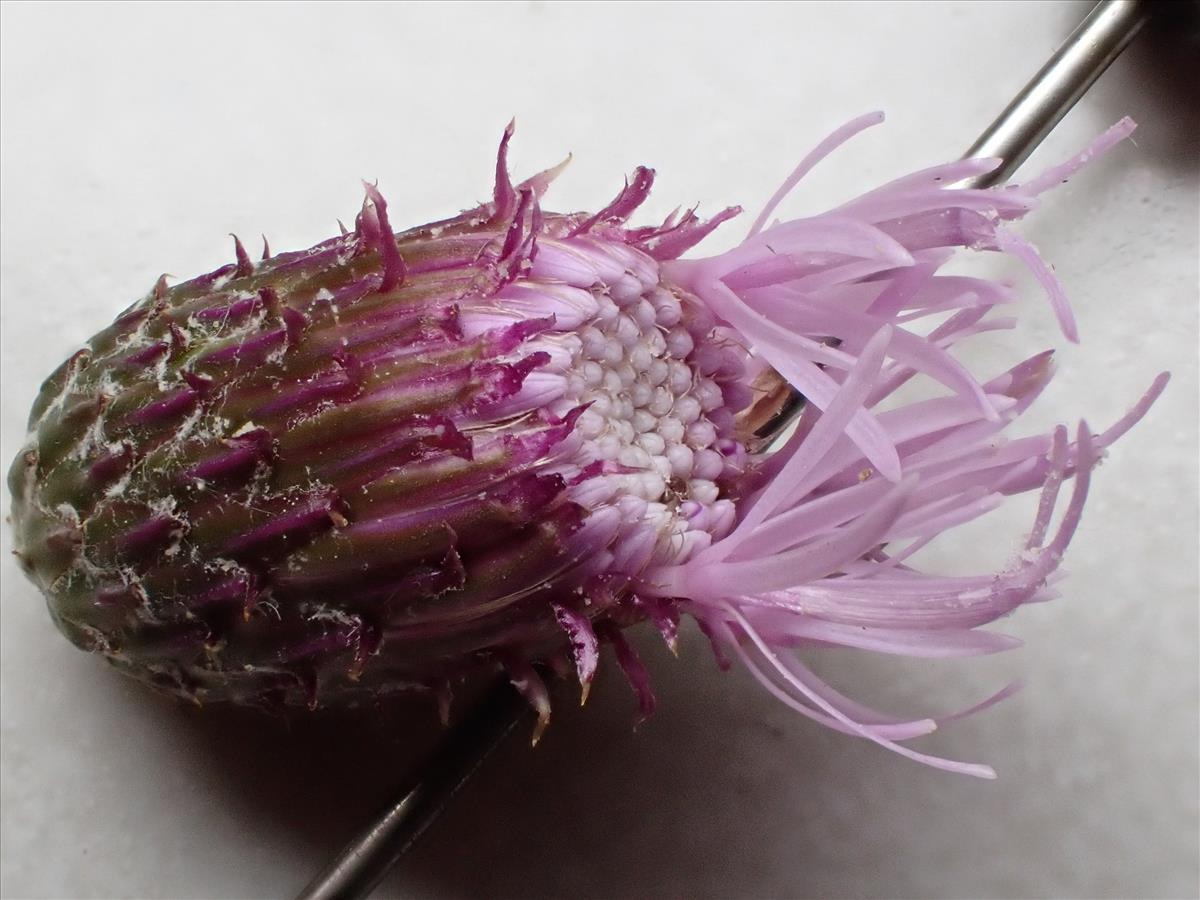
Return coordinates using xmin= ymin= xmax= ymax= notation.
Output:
xmin=9 ymin=115 xmax=1165 ymax=776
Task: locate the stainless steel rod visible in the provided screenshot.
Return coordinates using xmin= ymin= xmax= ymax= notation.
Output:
xmin=294 ymin=4 xmax=1150 ymax=897
xmin=295 ymin=678 xmax=531 ymax=900
xmin=959 ymin=0 xmax=1148 ymax=189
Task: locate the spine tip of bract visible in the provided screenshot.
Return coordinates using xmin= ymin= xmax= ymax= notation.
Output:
xmin=231 ymin=234 xmax=254 ymax=278
xmin=490 ymin=120 xmax=518 ymax=225
xmin=504 ymin=655 xmax=552 ymax=746
xmin=552 ymin=601 xmax=598 ymax=705
xmin=357 ymin=183 xmax=407 ymax=293
xmin=517 ymin=153 xmax=572 ymax=201
xmin=597 ymin=622 xmax=656 ymax=723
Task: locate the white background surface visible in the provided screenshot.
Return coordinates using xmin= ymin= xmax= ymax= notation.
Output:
xmin=2 ymin=2 xmax=1197 ymax=898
